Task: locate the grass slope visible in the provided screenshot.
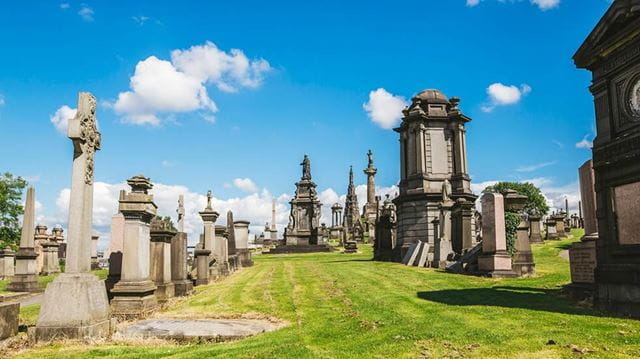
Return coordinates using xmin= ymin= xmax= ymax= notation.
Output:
xmin=14 ymin=231 xmax=640 ymax=358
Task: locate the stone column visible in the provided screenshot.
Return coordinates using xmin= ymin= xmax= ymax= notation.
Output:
xmin=477 ymin=193 xmax=516 ymax=278
xmin=579 ymin=160 xmax=598 ymax=241
xmin=227 ymin=211 xmax=237 ymax=256
xmin=172 ymin=232 xmax=192 ymax=296
xmin=234 ymin=220 xmax=253 ymax=267
xmin=34 ymin=224 xmax=48 ymax=275
xmin=91 ymin=235 xmax=99 ymax=269
xmin=36 ymin=92 xmax=111 ymax=341
xmin=528 ymin=215 xmax=543 ymax=243
xmin=216 ymin=225 xmax=231 ymax=274
xmin=194 ymin=246 xmax=211 ymax=286
xmin=0 ymin=248 xmax=15 ymax=280
xmin=199 ymin=190 xmax=219 ymax=275
xmin=105 ymin=213 xmax=125 ymax=299
xmin=110 ymin=175 xmax=158 ymax=318
xmin=149 ymin=217 xmax=175 ymax=302
xmin=8 ymin=187 xmax=40 ymax=292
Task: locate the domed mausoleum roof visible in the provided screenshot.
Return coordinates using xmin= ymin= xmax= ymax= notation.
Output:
xmin=413 ymin=89 xmax=449 ymax=104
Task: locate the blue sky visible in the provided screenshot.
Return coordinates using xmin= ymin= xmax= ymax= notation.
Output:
xmin=0 ymin=0 xmax=611 ymax=249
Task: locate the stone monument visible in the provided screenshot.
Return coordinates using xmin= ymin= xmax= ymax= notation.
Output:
xmin=215 ymin=225 xmax=231 ymax=275
xmin=545 ymin=217 xmax=559 ymax=240
xmin=343 ymin=166 xmax=360 ymax=239
xmin=0 ymin=247 xmax=15 ymax=280
xmin=90 ymin=235 xmax=99 ymax=269
xmin=477 ymin=193 xmax=516 ymax=278
xmin=330 ymin=203 xmax=344 ymax=241
xmin=393 ymin=90 xmax=477 ymax=260
xmin=149 ymin=217 xmax=176 ymax=302
xmin=105 ymin=213 xmax=125 ymax=298
xmin=528 ymin=213 xmax=543 ymax=243
xmin=8 ymin=187 xmax=40 ymax=292
xmin=574 ymin=1 xmax=640 ymax=315
xmin=503 ymin=190 xmax=535 ymax=277
xmin=283 ymin=155 xmax=323 ymax=246
xmin=199 ymin=191 xmax=219 ymax=277
xmin=34 ymin=224 xmax=48 ymax=274
xmin=110 ymin=175 xmax=158 ymax=318
xmin=373 ymin=195 xmax=398 ymax=261
xmin=234 ymin=220 xmax=253 ymax=267
xmin=41 ymin=228 xmax=61 ymax=275
xmin=35 ymin=92 xmax=112 ymax=340
xmin=172 ymin=195 xmax=193 ymax=296
xmin=194 ymin=244 xmax=211 ymax=286
xmin=363 ymin=150 xmax=379 ymax=241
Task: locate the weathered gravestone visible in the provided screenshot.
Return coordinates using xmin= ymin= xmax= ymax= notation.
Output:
xmin=477 ymin=193 xmax=516 ymax=278
xmin=234 ymin=220 xmax=253 ymax=267
xmin=35 ymin=92 xmax=112 ymax=341
xmin=110 ymin=175 xmax=158 ymax=318
xmin=0 ymin=302 xmax=19 ymax=340
xmin=574 ymin=0 xmax=640 ymax=316
xmin=528 ymin=214 xmax=543 ymax=244
xmin=149 ymin=217 xmax=176 ymax=302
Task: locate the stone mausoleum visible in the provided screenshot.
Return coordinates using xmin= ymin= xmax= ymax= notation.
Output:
xmin=393 ymin=89 xmax=477 ymax=260
xmin=284 ymin=155 xmax=323 ymax=246
xmin=574 ymin=0 xmax=640 ymax=317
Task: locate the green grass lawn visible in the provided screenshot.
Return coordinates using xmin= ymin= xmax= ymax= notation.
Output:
xmin=12 ymin=231 xmax=640 ymax=358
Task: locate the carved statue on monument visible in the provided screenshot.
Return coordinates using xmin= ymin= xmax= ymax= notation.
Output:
xmin=301 ymin=155 xmax=311 ymax=180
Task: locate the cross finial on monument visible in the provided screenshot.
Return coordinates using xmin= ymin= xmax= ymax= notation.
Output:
xmin=68 ymin=92 xmax=101 ymax=185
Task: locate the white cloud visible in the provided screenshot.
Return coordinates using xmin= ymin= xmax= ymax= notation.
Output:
xmin=161 ymin=160 xmax=174 ymax=167
xmin=114 ymin=56 xmax=217 ymax=125
xmin=466 ymin=0 xmax=560 ymax=10
xmin=113 ymin=42 xmax=270 ymax=126
xmin=171 ymin=41 xmax=271 ymax=93
xmin=481 ymin=83 xmax=531 ymax=112
xmin=575 ymin=135 xmax=593 ymax=149
xmin=516 ymin=161 xmax=556 ymax=172
xmin=531 ymin=0 xmax=560 ymax=10
xmin=60 ymin=3 xmax=70 ymax=9
xmin=363 ymin=88 xmax=408 ymax=129
xmin=78 ymin=4 xmax=94 ymax=22
xmin=233 ymin=178 xmax=259 ymax=193
xmin=50 ymin=105 xmax=77 ymax=134
xmin=132 ymin=16 xmax=149 ymax=26
xmin=0 ymin=94 xmax=4 ymax=106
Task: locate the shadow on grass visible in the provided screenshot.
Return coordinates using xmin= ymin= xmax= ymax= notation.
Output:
xmin=417 ymin=286 xmax=604 ymax=317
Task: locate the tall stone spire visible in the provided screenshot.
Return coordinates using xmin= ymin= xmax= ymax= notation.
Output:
xmin=343 ymin=166 xmax=360 ymax=232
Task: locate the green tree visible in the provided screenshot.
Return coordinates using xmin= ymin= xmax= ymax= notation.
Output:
xmin=483 ymin=181 xmax=549 ymax=216
xmin=0 ymin=172 xmax=28 ymax=250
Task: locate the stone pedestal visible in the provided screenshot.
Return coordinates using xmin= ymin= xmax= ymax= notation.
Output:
xmin=41 ymin=240 xmax=61 ymax=275
xmin=171 ymin=232 xmax=192 ymax=296
xmin=528 ymin=215 xmax=543 ymax=243
xmin=215 ymin=225 xmax=230 ymax=276
xmin=199 ymin=191 xmax=219 ymax=277
xmin=545 ymin=219 xmax=559 ymax=240
xmin=0 ymin=248 xmax=15 ymax=280
xmin=35 ymin=92 xmax=112 ymax=341
xmin=512 ymin=218 xmax=535 ymax=276
xmin=195 ymin=248 xmax=211 ymax=286
xmin=554 ymin=214 xmax=568 ymax=239
xmin=477 ymin=193 xmax=516 ymax=278
xmin=234 ymin=220 xmax=253 ymax=267
xmin=149 ymin=217 xmax=176 ymax=303
xmin=110 ymin=175 xmax=158 ymax=318
xmin=284 ymin=155 xmax=323 ymax=246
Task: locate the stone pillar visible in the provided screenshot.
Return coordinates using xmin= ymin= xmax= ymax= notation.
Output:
xmin=579 ymin=160 xmax=598 ymax=241
xmin=234 ymin=220 xmax=253 ymax=267
xmin=227 ymin=211 xmax=237 ymax=255
xmin=91 ymin=235 xmax=100 ymax=270
xmin=194 ymin=247 xmax=211 ymax=286
xmin=171 ymin=232 xmax=192 ymax=296
xmin=528 ymin=215 xmax=543 ymax=243
xmin=34 ymin=224 xmax=48 ymax=274
xmin=199 ymin=191 xmax=219 ymax=275
xmin=0 ymin=248 xmax=15 ymax=280
xmin=451 ymin=198 xmax=474 ymax=254
xmin=545 ymin=218 xmax=559 ymax=240
xmin=477 ymin=193 xmax=516 ymax=278
xmin=8 ymin=187 xmax=40 ymax=292
xmin=110 ymin=175 xmax=158 ymax=318
xmin=149 ymin=217 xmax=175 ymax=303
xmin=35 ymin=92 xmax=111 ymax=341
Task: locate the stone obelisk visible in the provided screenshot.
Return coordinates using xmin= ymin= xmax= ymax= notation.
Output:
xmin=8 ymin=186 xmax=40 ymax=292
xmin=35 ymin=92 xmax=112 ymax=341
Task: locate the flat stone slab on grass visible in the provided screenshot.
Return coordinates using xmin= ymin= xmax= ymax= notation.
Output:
xmin=116 ymin=319 xmax=283 ymax=342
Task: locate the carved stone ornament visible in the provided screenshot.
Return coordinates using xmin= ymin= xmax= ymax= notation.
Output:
xmin=77 ymin=93 xmax=101 ymax=185
xmin=629 ymin=76 xmax=640 ymax=120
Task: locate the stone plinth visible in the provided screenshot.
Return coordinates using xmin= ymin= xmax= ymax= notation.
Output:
xmin=215 ymin=225 xmax=230 ymax=276
xmin=9 ymin=186 xmax=40 ymax=293
xmin=35 ymin=92 xmax=112 ymax=341
xmin=528 ymin=215 xmax=543 ymax=243
xmin=195 ymin=248 xmax=211 ymax=286
xmin=171 ymin=232 xmax=192 ymax=296
xmin=149 ymin=217 xmax=176 ymax=303
xmin=41 ymin=240 xmax=61 ymax=275
xmin=199 ymin=191 xmax=219 ymax=274
xmin=0 ymin=248 xmax=15 ymax=280
xmin=512 ymin=218 xmax=535 ymax=277
xmin=545 ymin=219 xmax=559 ymax=240
xmin=110 ymin=175 xmax=158 ymax=318
xmin=234 ymin=220 xmax=253 ymax=267
xmin=477 ymin=193 xmax=516 ymax=278
xmin=0 ymin=302 xmax=19 ymax=340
